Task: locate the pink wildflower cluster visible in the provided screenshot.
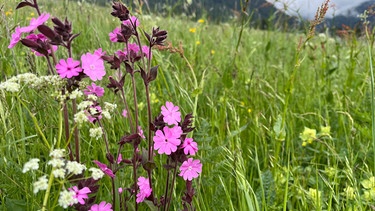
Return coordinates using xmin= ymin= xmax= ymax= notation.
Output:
xmin=136 ymin=176 xmax=152 ymax=203
xmin=8 ymin=13 xmax=50 ymax=49
xmin=55 ymin=49 xmax=106 ymax=81
xmin=69 ymin=186 xmax=91 ymax=205
xmin=153 ymin=102 xmax=202 ymax=181
xmin=89 ymin=201 xmax=113 ymax=211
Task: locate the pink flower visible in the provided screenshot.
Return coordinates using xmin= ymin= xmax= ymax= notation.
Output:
xmin=93 ymin=160 xmax=115 ymax=178
xmin=87 ymin=105 xmax=102 ymax=123
xmin=153 ymin=126 xmax=182 ymax=155
xmin=161 ymin=102 xmax=181 ymax=126
xmin=109 ymin=27 xmax=120 ymax=42
xmin=118 ymin=187 xmax=123 ymax=193
xmin=179 ymin=158 xmax=202 ymax=181
xmin=138 ymin=126 xmax=145 ymax=139
xmin=68 ymin=186 xmax=91 ymax=205
xmin=123 ymin=16 xmax=140 ymax=27
xmin=142 ymin=45 xmax=152 ymax=60
xmin=136 ymin=177 xmax=152 ymax=203
xmin=8 ymin=26 xmax=22 ymax=48
xmin=94 ymin=48 xmax=106 ymax=57
xmin=117 ymin=153 xmax=122 ymax=164
xmin=122 ymin=109 xmax=128 ymax=118
xmin=89 ymin=201 xmax=113 ymax=211
xmin=20 ymin=12 xmax=50 ymax=33
xmin=181 ymin=137 xmax=198 ymax=155
xmin=84 ymin=83 xmax=104 ymax=97
xmin=25 ymin=33 xmax=58 ymax=56
xmin=55 ymin=58 xmax=82 ymax=78
xmin=81 ymin=51 xmax=106 ymax=81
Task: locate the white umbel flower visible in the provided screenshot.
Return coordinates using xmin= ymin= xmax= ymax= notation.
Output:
xmin=66 ymin=161 xmax=86 ymax=175
xmin=89 ymin=127 xmax=103 ymax=140
xmin=58 ymin=189 xmax=78 ymax=208
xmin=49 ymin=149 xmax=66 ymax=158
xmin=33 ymin=175 xmax=48 ymax=194
xmin=22 ymin=158 xmax=40 ymax=173
xmin=89 ymin=167 xmax=105 ymax=180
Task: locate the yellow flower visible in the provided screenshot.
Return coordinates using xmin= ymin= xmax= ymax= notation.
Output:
xmin=189 ymin=28 xmax=196 ymax=33
xmin=320 ymin=126 xmax=331 ymax=136
xmin=308 ymin=188 xmax=321 ymax=205
xmin=211 ymin=50 xmax=215 ymax=55
xmin=5 ymin=9 xmax=13 ymax=16
xmin=198 ymin=19 xmax=204 ymax=23
xmin=247 ymin=108 xmax=252 ymax=113
xmin=196 ymin=41 xmax=200 ymax=45
xmin=300 ymin=127 xmax=317 ymax=144
xmin=30 ymin=12 xmax=35 ymax=17
xmin=344 ymin=186 xmax=356 ymax=200
xmin=361 ymin=176 xmax=375 ymax=189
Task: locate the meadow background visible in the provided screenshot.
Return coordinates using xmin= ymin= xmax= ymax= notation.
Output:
xmin=1 ymin=0 xmax=375 ymax=210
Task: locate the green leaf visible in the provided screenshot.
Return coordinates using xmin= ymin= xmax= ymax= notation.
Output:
xmin=273 ymin=114 xmax=286 ymax=141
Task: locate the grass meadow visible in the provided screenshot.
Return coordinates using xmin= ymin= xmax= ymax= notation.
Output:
xmin=1 ymin=0 xmax=375 ymax=210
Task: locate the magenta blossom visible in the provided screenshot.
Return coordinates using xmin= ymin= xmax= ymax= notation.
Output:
xmin=123 ymin=16 xmax=140 ymax=27
xmin=56 ymin=58 xmax=82 ymax=78
xmin=179 ymin=158 xmax=202 ymax=181
xmin=94 ymin=48 xmax=106 ymax=57
xmin=68 ymin=186 xmax=91 ymax=205
xmin=81 ymin=51 xmax=105 ymax=81
xmin=93 ymin=160 xmax=115 ymax=178
xmin=20 ymin=12 xmax=50 ymax=33
xmin=25 ymin=34 xmax=58 ymax=56
xmin=117 ymin=153 xmax=122 ymax=164
xmin=122 ymin=109 xmax=128 ymax=118
xmin=8 ymin=26 xmax=22 ymax=49
xmin=109 ymin=27 xmax=121 ymax=42
xmin=84 ymin=83 xmax=104 ymax=97
xmin=138 ymin=126 xmax=145 ymax=139
xmin=142 ymin=45 xmax=152 ymax=60
xmin=89 ymin=201 xmax=113 ymax=211
xmin=87 ymin=105 xmax=102 ymax=123
xmin=153 ymin=126 xmax=182 ymax=155
xmin=181 ymin=137 xmax=198 ymax=155
xmin=136 ymin=177 xmax=152 ymax=203
xmin=161 ymin=102 xmax=181 ymax=126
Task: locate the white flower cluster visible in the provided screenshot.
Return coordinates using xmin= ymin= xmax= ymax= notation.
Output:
xmin=89 ymin=167 xmax=105 ymax=180
xmin=89 ymin=127 xmax=103 ymax=140
xmin=0 ymin=73 xmax=65 ymax=93
xmin=22 ymin=158 xmax=40 ymax=173
xmin=33 ymin=175 xmax=48 ymax=194
xmin=58 ymin=189 xmax=78 ymax=208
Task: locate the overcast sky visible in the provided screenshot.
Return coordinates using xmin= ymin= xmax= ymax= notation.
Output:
xmin=266 ymin=0 xmax=371 ymax=19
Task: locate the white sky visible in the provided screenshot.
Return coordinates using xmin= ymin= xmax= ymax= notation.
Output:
xmin=266 ymin=0 xmax=371 ymax=19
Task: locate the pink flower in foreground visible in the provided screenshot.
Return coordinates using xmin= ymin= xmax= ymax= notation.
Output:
xmin=136 ymin=177 xmax=152 ymax=203
xmin=123 ymin=16 xmax=140 ymax=27
xmin=68 ymin=186 xmax=91 ymax=205
xmin=153 ymin=126 xmax=182 ymax=155
xmin=56 ymin=58 xmax=82 ymax=78
xmin=109 ymin=27 xmax=121 ymax=42
xmin=20 ymin=12 xmax=50 ymax=33
xmin=81 ymin=51 xmax=105 ymax=81
xmin=179 ymin=158 xmax=202 ymax=181
xmin=89 ymin=201 xmax=113 ymax=211
xmin=181 ymin=137 xmax=198 ymax=155
xmin=93 ymin=160 xmax=115 ymax=178
xmin=161 ymin=102 xmax=181 ymax=126
xmin=122 ymin=109 xmax=128 ymax=118
xmin=84 ymin=83 xmax=104 ymax=97
xmin=8 ymin=26 xmax=22 ymax=48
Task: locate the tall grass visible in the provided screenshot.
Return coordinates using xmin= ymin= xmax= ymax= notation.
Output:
xmin=1 ymin=0 xmax=375 ymax=210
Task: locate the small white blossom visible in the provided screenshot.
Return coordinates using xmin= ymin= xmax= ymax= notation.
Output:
xmin=52 ymin=168 xmax=66 ymax=179
xmin=74 ymin=110 xmax=89 ymax=127
xmin=58 ymin=189 xmax=78 ymax=208
xmin=104 ymin=102 xmax=117 ymax=112
xmin=70 ymin=89 xmax=83 ymax=99
xmin=22 ymin=158 xmax=40 ymax=173
xmin=102 ymin=110 xmax=111 ymax=119
xmin=78 ymin=101 xmax=93 ymax=110
xmin=0 ymin=81 xmax=20 ymax=92
xmin=66 ymin=161 xmax=86 ymax=175
xmin=49 ymin=149 xmax=66 ymax=158
xmin=89 ymin=127 xmax=103 ymax=140
xmin=33 ymin=175 xmax=48 ymax=194
xmin=87 ymin=94 xmax=98 ymax=101
xmin=89 ymin=167 xmax=105 ymax=180
xmin=47 ymin=158 xmax=65 ymax=168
